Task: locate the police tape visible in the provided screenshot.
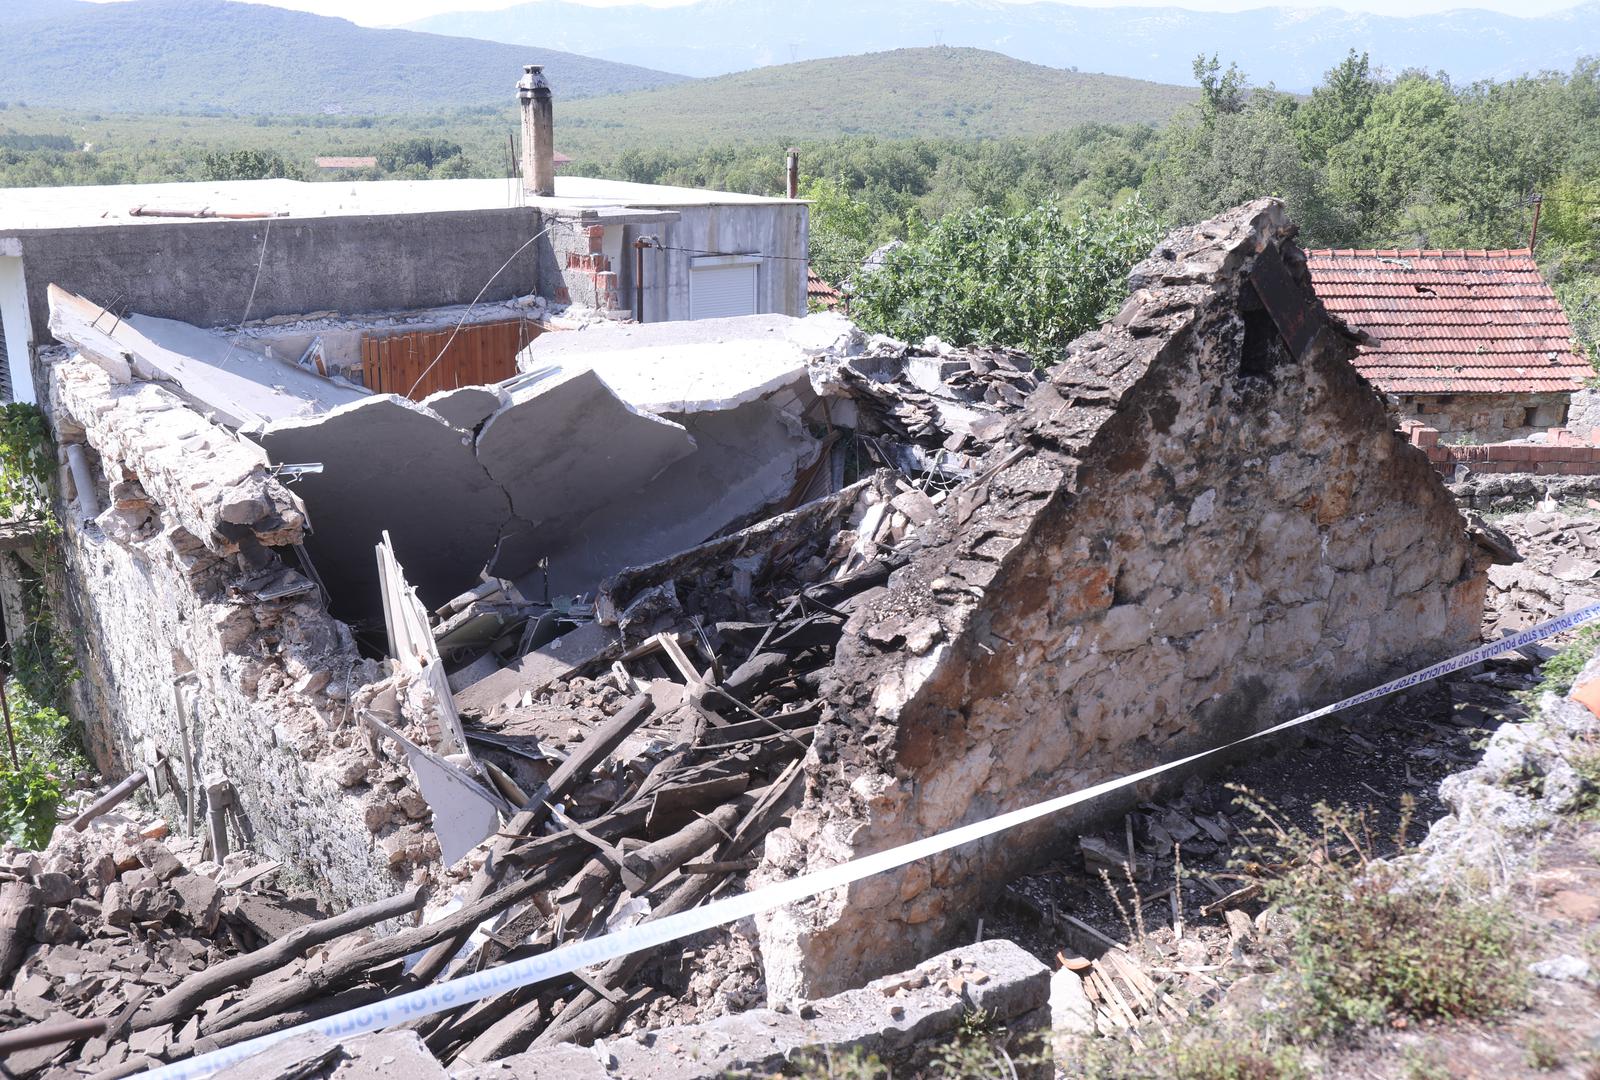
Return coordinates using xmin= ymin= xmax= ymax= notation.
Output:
xmin=142 ymin=601 xmax=1600 ymax=1079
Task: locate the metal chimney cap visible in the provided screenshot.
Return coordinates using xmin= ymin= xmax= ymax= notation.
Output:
xmin=518 ymin=65 xmax=551 ymax=97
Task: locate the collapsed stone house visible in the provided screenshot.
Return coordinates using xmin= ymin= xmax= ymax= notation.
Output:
xmin=0 ymin=198 xmax=1497 ymax=1073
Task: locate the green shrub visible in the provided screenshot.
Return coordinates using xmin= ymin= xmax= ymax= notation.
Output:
xmin=1067 ymin=1022 xmax=1306 ymax=1080
xmin=1536 ymin=626 xmax=1600 ymax=696
xmin=1262 ymin=803 xmax=1525 ymax=1037
xmin=851 ymin=197 xmax=1164 ymax=362
xmin=0 ymin=678 xmax=87 ymax=848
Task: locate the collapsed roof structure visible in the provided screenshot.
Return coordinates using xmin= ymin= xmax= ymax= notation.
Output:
xmin=0 ymin=199 xmax=1492 ymax=1075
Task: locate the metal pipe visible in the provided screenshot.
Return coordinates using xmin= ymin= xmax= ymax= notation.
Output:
xmin=63 ymin=442 xmax=100 ymax=519
xmin=0 ymin=1017 xmax=108 ymax=1054
xmin=70 ymin=770 xmax=149 ymax=831
xmin=1528 ymin=193 xmax=1544 ymax=251
xmin=785 ymin=148 xmax=800 ymax=199
xmin=633 ymin=237 xmax=654 ymax=323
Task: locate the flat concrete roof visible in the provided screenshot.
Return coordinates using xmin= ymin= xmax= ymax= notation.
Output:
xmin=0 ymin=176 xmax=803 ymax=234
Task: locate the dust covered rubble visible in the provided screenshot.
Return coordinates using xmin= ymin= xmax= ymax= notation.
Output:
xmin=0 ymin=793 xmax=353 ymax=1079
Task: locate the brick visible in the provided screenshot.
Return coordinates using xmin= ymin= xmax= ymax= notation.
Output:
xmin=586 ymin=225 xmax=607 ymax=253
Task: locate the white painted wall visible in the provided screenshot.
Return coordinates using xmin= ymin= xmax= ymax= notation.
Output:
xmin=0 ymin=252 xmax=35 ymax=404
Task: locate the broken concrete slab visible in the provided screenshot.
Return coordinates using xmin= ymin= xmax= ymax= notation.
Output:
xmin=475 ymin=366 xmax=697 ymax=581
xmin=518 ymin=312 xmax=857 ymax=414
xmin=535 ymin=397 xmax=820 ymax=594
xmin=420 ymin=384 xmax=507 ymax=432
xmin=258 ymin=395 xmax=507 ymax=616
xmin=454 ymin=621 xmax=617 ymax=719
xmin=48 ymin=286 xmax=367 ymax=431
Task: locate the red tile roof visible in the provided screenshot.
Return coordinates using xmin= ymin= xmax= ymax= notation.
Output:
xmin=1304 ymin=248 xmax=1590 ymax=395
xmin=808 ymin=268 xmax=841 ymax=308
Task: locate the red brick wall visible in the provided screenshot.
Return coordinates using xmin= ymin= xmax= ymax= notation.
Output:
xmin=1402 ymin=420 xmax=1600 ymax=476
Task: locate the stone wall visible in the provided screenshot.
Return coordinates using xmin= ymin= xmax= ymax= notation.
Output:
xmin=1397 ymin=391 xmax=1571 ymax=442
xmin=755 ymin=200 xmax=1488 ymax=1000
xmin=35 ymin=354 xmax=428 ymax=907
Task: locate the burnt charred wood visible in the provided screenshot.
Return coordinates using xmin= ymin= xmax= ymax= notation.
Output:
xmin=720 ymin=652 xmax=793 ymax=701
xmin=534 ymin=763 xmax=805 ymax=1047
xmin=409 ymin=694 xmax=655 ymax=984
xmin=621 ymin=800 xmax=746 ymax=893
xmin=200 ymin=854 xmax=581 ymax=1034
xmin=134 ymin=886 xmax=425 ymax=1032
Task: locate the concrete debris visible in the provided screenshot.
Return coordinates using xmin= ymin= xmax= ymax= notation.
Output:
xmin=1480 ymin=507 xmax=1600 ymax=639
xmin=0 ymin=793 xmax=362 ymax=1079
xmin=47 ymin=285 xmax=368 ymax=431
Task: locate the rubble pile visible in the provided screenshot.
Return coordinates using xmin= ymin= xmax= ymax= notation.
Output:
xmin=0 ymin=814 xmax=328 ymax=1078
xmin=1480 ymin=507 xmax=1600 ymax=638
xmin=813 ymin=334 xmax=1041 ymax=478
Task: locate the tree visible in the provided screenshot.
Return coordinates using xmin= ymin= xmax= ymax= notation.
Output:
xmin=200 ymin=149 xmax=300 ymax=181
xmin=376 ymin=137 xmax=463 ymax=174
xmin=803 ymin=177 xmax=884 ymax=287
xmin=851 ymin=198 xmax=1164 ymax=361
xmin=1193 ymin=54 xmax=1247 ymax=124
xmin=1295 ymin=51 xmax=1380 ymax=164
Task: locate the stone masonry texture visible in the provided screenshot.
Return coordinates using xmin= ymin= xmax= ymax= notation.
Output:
xmin=755 ymin=199 xmax=1489 ymax=1000
xmin=43 ymin=355 xmax=427 ymax=908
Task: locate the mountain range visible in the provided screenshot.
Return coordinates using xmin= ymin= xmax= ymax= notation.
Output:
xmin=0 ymin=0 xmax=685 ymax=114
xmin=410 ymin=0 xmax=1600 ymax=89
xmin=558 ymin=46 xmax=1197 ymax=147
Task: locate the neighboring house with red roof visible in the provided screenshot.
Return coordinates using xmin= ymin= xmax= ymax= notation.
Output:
xmin=1305 ymin=248 xmax=1592 ymax=441
xmin=314 ymin=156 xmax=378 ymax=170
xmin=807 ymin=268 xmax=841 ymax=311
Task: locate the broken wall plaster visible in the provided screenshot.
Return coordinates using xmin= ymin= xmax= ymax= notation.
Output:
xmin=755 ymin=198 xmax=1490 ymax=1001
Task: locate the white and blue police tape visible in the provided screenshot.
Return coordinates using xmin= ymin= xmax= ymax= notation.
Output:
xmin=143 ymin=601 xmax=1600 ymax=1079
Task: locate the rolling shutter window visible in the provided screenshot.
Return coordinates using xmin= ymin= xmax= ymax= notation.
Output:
xmin=690 ymin=255 xmax=759 ymax=319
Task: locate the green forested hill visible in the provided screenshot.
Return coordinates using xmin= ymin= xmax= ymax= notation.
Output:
xmin=560 ymin=47 xmax=1198 ymax=146
xmin=0 ymin=0 xmax=686 ymax=114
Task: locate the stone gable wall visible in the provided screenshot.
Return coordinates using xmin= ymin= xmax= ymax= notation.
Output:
xmin=755 ymin=200 xmax=1488 ymax=1000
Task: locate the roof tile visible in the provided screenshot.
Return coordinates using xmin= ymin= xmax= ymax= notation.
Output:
xmin=1304 ymin=248 xmax=1590 ymax=395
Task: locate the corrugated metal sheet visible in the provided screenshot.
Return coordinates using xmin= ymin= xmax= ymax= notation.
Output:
xmin=1304 ymin=248 xmax=1590 ymax=395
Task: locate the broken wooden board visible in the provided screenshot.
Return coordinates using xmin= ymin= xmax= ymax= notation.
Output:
xmin=453 ymin=621 xmax=618 ymax=719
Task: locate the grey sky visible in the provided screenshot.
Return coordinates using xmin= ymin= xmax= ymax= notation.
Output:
xmin=80 ymin=0 xmax=1593 ymax=27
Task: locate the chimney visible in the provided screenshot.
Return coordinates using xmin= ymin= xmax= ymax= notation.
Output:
xmin=785 ymin=147 xmax=800 ymax=199
xmin=518 ymin=65 xmax=555 ymax=198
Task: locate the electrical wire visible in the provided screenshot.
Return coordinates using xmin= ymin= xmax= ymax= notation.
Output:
xmin=404 ymin=219 xmax=563 ymax=399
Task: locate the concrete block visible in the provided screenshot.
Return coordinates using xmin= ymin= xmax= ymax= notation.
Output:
xmin=421 ymin=385 xmax=508 ymax=432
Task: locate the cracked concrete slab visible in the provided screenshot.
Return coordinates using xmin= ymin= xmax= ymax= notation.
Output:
xmin=538 ymin=398 xmax=819 ymax=593
xmin=477 ymin=367 xmax=697 ymax=582
xmin=258 ymin=395 xmax=507 ymax=618
xmin=421 ymin=384 xmax=508 ymax=431
xmin=48 ymin=285 xmax=367 ymax=431
xmin=518 ymin=312 xmax=853 ymax=413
